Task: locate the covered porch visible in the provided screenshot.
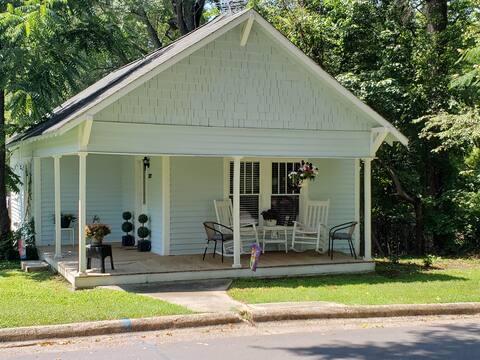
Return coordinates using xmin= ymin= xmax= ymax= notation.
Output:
xmin=39 ymin=244 xmax=374 ymax=289
xmin=30 ymin=151 xmax=374 ymax=286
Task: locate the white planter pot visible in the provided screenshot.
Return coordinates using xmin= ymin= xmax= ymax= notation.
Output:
xmin=264 ymin=219 xmax=277 ymax=227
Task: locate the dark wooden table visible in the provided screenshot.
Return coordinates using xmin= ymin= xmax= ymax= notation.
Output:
xmin=86 ymin=244 xmax=114 ymax=273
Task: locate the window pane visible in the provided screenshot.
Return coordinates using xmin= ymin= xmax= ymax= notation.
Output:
xmin=253 ymin=162 xmax=260 ymax=193
xmin=245 ymin=162 xmax=252 ymax=194
xmin=272 ymin=162 xmax=278 ymax=194
xmin=279 ymin=162 xmax=286 ymax=194
xmin=271 ymin=195 xmax=299 ymax=226
xmin=229 ymin=195 xmax=259 ymax=223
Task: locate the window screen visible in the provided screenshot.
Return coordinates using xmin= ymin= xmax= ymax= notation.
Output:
xmin=229 ymin=161 xmax=260 ymax=223
xmin=271 ymin=162 xmax=300 ymax=225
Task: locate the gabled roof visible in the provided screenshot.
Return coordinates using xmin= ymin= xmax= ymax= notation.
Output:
xmin=8 ymin=8 xmax=407 ymax=147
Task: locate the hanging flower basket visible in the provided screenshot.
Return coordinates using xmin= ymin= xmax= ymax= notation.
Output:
xmin=288 ymin=160 xmax=319 ymax=189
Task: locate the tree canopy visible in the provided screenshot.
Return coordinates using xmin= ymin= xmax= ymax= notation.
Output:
xmin=1 ymin=0 xmax=479 ymax=258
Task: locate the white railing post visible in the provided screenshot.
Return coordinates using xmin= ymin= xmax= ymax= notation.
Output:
xmin=78 ymin=153 xmax=88 ymax=273
xmin=54 ymin=155 xmax=62 ymax=258
xmin=232 ymin=156 xmax=242 ymax=268
xmin=363 ymin=158 xmax=372 ymax=260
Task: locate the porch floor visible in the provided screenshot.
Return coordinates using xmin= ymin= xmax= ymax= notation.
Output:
xmin=39 ymin=244 xmax=374 ymax=289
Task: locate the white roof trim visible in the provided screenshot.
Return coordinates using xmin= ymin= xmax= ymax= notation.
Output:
xmin=17 ymin=8 xmax=407 ymax=146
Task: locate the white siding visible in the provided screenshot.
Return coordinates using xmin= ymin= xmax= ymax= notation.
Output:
xmin=170 ymin=157 xmax=224 ymax=254
xmin=39 ymin=155 xmax=133 ymax=245
xmin=95 ymin=24 xmax=375 ymax=132
xmin=308 ymin=158 xmax=355 ymax=252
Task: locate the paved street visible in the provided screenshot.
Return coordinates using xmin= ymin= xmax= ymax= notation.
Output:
xmin=2 ymin=315 xmax=480 ymax=359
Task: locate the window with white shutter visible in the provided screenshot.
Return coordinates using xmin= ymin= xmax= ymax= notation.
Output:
xmin=229 ymin=161 xmax=260 ymax=223
xmin=271 ymin=162 xmax=300 ymax=226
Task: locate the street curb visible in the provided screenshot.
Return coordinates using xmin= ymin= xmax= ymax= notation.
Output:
xmin=0 ymin=312 xmax=243 ymax=343
xmin=2 ymin=303 xmax=480 ymax=343
xmin=245 ymin=302 xmax=480 ymax=322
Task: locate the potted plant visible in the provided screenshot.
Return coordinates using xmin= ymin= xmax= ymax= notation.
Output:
xmin=288 ymin=160 xmax=319 ymax=190
xmin=261 ymin=209 xmax=278 ymax=226
xmin=137 ymin=214 xmax=151 ymax=252
xmin=121 ymin=211 xmax=135 ymax=246
xmin=85 ymin=223 xmax=111 ymax=245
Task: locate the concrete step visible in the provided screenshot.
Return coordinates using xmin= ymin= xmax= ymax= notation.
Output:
xmin=21 ymin=261 xmax=50 ymax=273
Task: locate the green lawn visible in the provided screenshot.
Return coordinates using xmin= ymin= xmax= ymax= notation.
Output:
xmin=228 ymin=258 xmax=480 ymax=305
xmin=0 ymin=262 xmax=191 ymax=328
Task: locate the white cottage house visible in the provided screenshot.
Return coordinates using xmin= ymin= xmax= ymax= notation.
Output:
xmin=7 ymin=9 xmax=407 ymax=289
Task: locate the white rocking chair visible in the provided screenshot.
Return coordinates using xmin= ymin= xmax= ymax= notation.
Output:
xmin=213 ymin=199 xmax=259 ymax=255
xmin=291 ymin=200 xmax=330 ymax=253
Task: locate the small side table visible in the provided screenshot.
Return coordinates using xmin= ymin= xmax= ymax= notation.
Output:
xmin=61 ymin=227 xmax=75 ymax=248
xmin=262 ymin=225 xmax=288 ymax=254
xmin=86 ymin=244 xmax=114 ymax=273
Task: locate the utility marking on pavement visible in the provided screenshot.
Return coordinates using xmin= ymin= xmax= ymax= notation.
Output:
xmin=121 ymin=318 xmax=133 ymax=331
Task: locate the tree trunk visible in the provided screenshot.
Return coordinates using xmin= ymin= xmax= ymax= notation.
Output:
xmin=134 ymin=7 xmax=163 ymax=49
xmin=425 ymin=0 xmax=448 ymax=33
xmin=380 ymin=160 xmax=425 ymax=255
xmin=172 ymin=0 xmax=206 ymax=35
xmin=0 ymin=89 xmax=11 ymax=244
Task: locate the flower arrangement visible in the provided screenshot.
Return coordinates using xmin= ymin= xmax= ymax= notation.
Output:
xmin=261 ymin=209 xmax=279 ymax=226
xmin=288 ymin=160 xmax=319 ymax=189
xmin=85 ymin=223 xmax=111 ymax=245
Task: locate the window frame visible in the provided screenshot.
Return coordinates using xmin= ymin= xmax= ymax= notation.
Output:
xmin=224 ymin=158 xmax=307 ymax=226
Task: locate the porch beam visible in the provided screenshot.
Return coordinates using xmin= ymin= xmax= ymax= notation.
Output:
xmin=53 ymin=155 xmax=62 ymax=258
xmin=78 ymin=153 xmax=88 ymax=273
xmin=232 ymin=156 xmax=242 ymax=268
xmin=79 ymin=118 xmax=93 ymax=149
xmin=240 ymin=13 xmax=254 ymax=47
xmin=370 ymin=127 xmax=388 ymax=156
xmin=33 ymin=157 xmax=42 ymax=246
xmin=363 ymin=158 xmax=372 ymax=260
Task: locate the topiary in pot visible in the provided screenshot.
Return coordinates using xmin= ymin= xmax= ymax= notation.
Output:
xmin=137 ymin=214 xmax=151 ymax=252
xmin=121 ymin=211 xmax=135 ymax=246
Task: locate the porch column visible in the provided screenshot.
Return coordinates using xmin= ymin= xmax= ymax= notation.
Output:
xmin=33 ymin=157 xmax=42 ymax=246
xmin=53 ymin=155 xmax=62 ymax=258
xmin=232 ymin=156 xmax=242 ymax=268
xmin=363 ymin=158 xmax=372 ymax=260
xmin=161 ymin=156 xmax=170 ymax=256
xmin=354 ymin=159 xmax=361 ymax=255
xmin=78 ymin=153 xmax=87 ymax=273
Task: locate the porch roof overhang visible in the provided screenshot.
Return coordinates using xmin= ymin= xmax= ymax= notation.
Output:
xmin=7 ymin=8 xmax=408 ymax=153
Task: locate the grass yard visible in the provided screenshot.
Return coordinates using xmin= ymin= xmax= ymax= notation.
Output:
xmin=228 ymin=258 xmax=480 ymax=305
xmin=0 ymin=262 xmax=191 ymax=328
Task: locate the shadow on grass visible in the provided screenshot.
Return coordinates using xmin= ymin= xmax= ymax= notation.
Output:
xmin=251 ymin=323 xmax=480 ymax=359
xmin=231 ymin=262 xmax=469 ymax=289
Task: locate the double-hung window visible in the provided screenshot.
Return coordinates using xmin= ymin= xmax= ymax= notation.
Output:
xmin=271 ymin=162 xmax=300 ymax=226
xmin=229 ymin=161 xmax=260 ymax=224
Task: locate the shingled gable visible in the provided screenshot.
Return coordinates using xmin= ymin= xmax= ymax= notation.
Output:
xmin=7 ymin=8 xmax=407 ymax=147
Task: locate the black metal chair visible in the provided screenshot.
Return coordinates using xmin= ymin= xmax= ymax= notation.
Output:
xmin=202 ymin=221 xmax=233 ymax=263
xmin=329 ymin=221 xmax=358 ymax=260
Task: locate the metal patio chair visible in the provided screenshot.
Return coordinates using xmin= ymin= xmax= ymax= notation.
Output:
xmin=329 ymin=221 xmax=358 ymax=260
xmin=202 ymin=221 xmax=233 ymax=263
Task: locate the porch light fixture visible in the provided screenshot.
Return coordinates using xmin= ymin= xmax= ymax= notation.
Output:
xmin=143 ymin=157 xmax=150 ymax=204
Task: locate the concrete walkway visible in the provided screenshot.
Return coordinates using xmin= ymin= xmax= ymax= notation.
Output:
xmin=104 ymin=279 xmax=244 ymax=313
